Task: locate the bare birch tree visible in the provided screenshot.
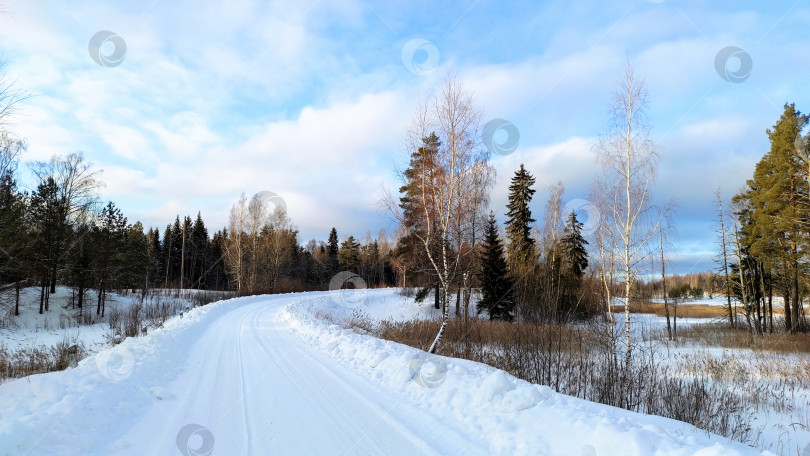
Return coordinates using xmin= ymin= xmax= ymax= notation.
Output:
xmin=385 ymin=74 xmax=491 ymax=354
xmin=224 ymin=193 xmax=248 ymax=294
xmin=593 ymin=63 xmax=661 ymax=366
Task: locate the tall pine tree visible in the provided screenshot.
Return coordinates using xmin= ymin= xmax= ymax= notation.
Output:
xmin=338 ymin=235 xmax=360 ymax=273
xmin=741 ymin=103 xmax=809 ymax=333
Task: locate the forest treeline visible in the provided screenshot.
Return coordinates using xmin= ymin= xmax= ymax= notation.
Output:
xmin=0 ymin=147 xmax=403 ymax=318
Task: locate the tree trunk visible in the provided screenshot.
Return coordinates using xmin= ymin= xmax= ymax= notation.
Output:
xmin=39 ymin=279 xmax=45 ymax=314
xmin=768 ymin=282 xmax=773 ymax=334
xmin=50 ymin=265 xmax=57 ymax=294
xmin=15 ymin=280 xmax=21 ymax=316
xmin=462 ymin=272 xmax=470 ymax=324
xmin=181 ymin=223 xmax=186 ymax=289
xmin=784 ymin=279 xmax=793 ymax=333
xmin=455 ymin=282 xmax=461 ymax=317
xmin=792 ymin=266 xmax=801 ymax=333
xmin=673 ymin=300 xmax=677 ymax=341
xmin=716 ymin=191 xmax=734 ymax=327
xmin=758 ymin=263 xmax=767 ymax=333
xmin=428 ymin=282 xmax=451 ymax=354
xmin=97 ymin=283 xmax=103 ymax=316
xmin=660 ymin=230 xmax=671 ymax=340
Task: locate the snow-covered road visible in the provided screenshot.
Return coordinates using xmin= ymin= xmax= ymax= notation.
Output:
xmin=0 ymin=291 xmax=765 ymax=455
xmin=115 ymin=296 xmax=479 ymax=455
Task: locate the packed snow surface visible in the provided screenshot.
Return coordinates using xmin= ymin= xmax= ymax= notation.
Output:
xmin=0 ymin=289 xmax=768 ymax=455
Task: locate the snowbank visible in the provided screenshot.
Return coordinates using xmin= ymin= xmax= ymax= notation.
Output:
xmin=280 ymin=292 xmax=768 ymax=456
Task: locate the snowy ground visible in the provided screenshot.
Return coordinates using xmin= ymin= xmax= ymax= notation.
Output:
xmin=0 ymin=287 xmax=196 ymax=356
xmin=0 ymin=289 xmax=771 ymax=455
xmin=605 ymin=307 xmax=810 ymax=455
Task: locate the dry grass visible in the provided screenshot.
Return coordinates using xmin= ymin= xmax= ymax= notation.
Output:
xmin=324 ymin=313 xmax=759 ymax=444
xmin=614 ymin=301 xmax=746 ymax=319
xmin=314 ymin=307 xmax=810 ymax=453
xmin=676 ymin=350 xmax=810 ymax=386
xmin=674 ymin=323 xmax=810 ymax=353
xmin=0 ymin=336 xmax=86 ymax=382
xmin=377 ymin=317 xmax=592 ymax=358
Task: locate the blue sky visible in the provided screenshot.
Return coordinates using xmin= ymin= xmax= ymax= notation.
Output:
xmin=0 ymin=0 xmax=808 ymax=274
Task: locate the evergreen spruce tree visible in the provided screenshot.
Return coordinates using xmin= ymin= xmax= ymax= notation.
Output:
xmin=170 ymin=216 xmax=182 ymax=285
xmin=68 ymin=223 xmax=92 ymax=313
xmin=504 ymin=164 xmax=536 ymax=320
xmin=181 ymin=215 xmax=192 ymax=288
xmin=0 ymin=171 xmax=28 ymax=315
xmin=148 ymin=227 xmax=162 ymax=287
xmin=327 ymin=227 xmax=339 ymax=275
xmin=477 ymin=213 xmax=515 ymax=321
xmin=558 ymin=210 xmax=589 ymax=319
xmin=211 ymin=229 xmax=229 ymax=290
xmin=338 ymin=235 xmax=360 ymax=273
xmin=92 ymin=202 xmax=127 ymax=317
xmin=30 ymin=177 xmax=68 ymax=313
xmin=122 ymin=222 xmax=149 ymax=290
xmin=561 ymin=210 xmax=588 ymax=278
xmin=189 ymin=212 xmax=210 ymax=288
xmin=162 ymin=224 xmax=173 ymax=288
xmin=505 ymin=164 xmax=536 ymax=269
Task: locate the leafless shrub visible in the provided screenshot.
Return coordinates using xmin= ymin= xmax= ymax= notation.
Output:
xmin=123 ymin=303 xmax=143 ymax=338
xmin=105 ymin=307 xmax=125 ymax=344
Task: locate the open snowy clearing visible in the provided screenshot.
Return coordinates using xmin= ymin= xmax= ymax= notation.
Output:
xmin=0 ymin=290 xmax=769 ymax=455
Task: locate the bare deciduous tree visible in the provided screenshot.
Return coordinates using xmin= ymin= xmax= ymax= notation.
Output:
xmin=714 ymin=189 xmax=735 ymax=328
xmin=30 ymin=152 xmax=103 ymax=293
xmin=385 ymin=74 xmax=492 ymax=354
xmin=593 ymin=63 xmax=662 ymax=366
xmin=224 ymin=193 xmax=248 ymax=294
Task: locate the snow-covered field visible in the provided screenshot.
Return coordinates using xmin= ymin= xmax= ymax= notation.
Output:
xmin=0 ymin=289 xmax=773 ymax=455
xmin=649 ymin=296 xmax=790 ymax=309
